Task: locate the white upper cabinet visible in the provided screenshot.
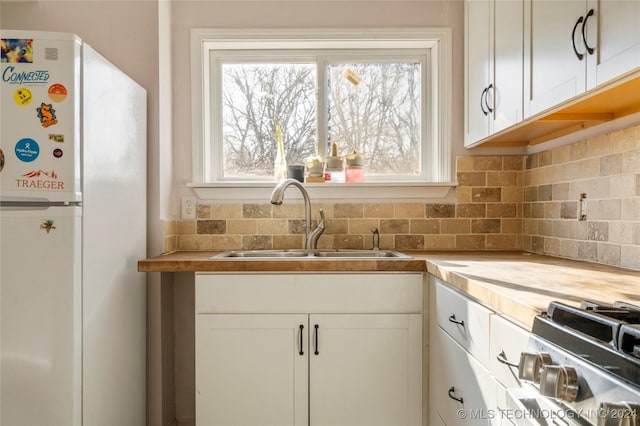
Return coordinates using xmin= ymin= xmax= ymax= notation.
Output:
xmin=585 ymin=0 xmax=640 ymax=88
xmin=525 ymin=0 xmax=640 ymax=118
xmin=465 ymin=0 xmax=523 ymax=147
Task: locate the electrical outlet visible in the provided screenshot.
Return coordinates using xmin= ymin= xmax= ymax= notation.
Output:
xmin=181 ymin=196 xmax=197 ymax=220
xmin=579 ymin=193 xmax=587 ymax=221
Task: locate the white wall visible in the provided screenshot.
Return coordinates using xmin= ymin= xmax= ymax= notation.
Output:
xmin=1 ymin=2 xmax=168 ymax=425
xmin=169 ymin=0 xmax=467 ymax=216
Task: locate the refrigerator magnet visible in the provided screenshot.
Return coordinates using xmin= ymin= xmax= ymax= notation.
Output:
xmin=1 ymin=39 xmax=34 ymax=63
xmin=48 ymin=134 xmax=64 ymax=143
xmin=40 ymin=220 xmax=56 ymax=234
xmin=14 ymin=138 xmax=39 ymax=162
xmin=0 ymin=148 xmax=4 ymax=171
xmin=48 ymin=84 xmax=67 ymax=102
xmin=36 ymin=102 xmax=58 ymax=128
xmin=13 ymin=87 xmax=33 ymax=106
xmin=53 ymin=148 xmax=63 ymax=158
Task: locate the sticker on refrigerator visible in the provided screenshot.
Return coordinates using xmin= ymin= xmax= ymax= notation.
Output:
xmin=48 ymin=84 xmax=67 ymax=102
xmin=14 ymin=138 xmax=40 ymax=162
xmin=40 ymin=220 xmax=56 ymax=234
xmin=53 ymin=148 xmax=63 ymax=158
xmin=1 ymin=39 xmax=33 ymax=63
xmin=13 ymin=87 xmax=33 ymax=106
xmin=49 ymin=134 xmax=64 ymax=143
xmin=17 ymin=170 xmax=64 ymax=190
xmin=36 ymin=102 xmax=58 ymax=128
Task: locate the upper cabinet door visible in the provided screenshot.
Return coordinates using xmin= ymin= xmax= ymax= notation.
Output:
xmin=464 ymin=0 xmax=492 ymax=146
xmin=524 ymin=0 xmax=589 ymax=117
xmin=586 ymin=0 xmax=640 ymax=88
xmin=464 ymin=0 xmax=523 ymax=147
xmin=492 ymin=0 xmax=524 ymax=133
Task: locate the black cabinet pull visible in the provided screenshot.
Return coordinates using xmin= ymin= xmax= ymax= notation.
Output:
xmin=581 ymin=9 xmax=595 ymax=55
xmin=497 ymin=350 xmax=520 ymax=368
xmin=448 ymin=314 xmax=465 ymax=327
xmin=480 ymin=86 xmax=489 ymax=116
xmin=572 ymin=15 xmax=586 ymax=60
xmin=484 ymin=84 xmax=494 ymax=113
xmin=314 ymin=324 xmax=319 ymax=355
xmin=299 ymin=324 xmax=304 ymax=356
xmin=448 ymin=386 xmax=464 ymax=404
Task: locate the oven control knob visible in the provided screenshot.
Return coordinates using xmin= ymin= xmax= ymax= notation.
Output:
xmin=597 ymin=402 xmax=640 ymax=426
xmin=539 ymin=365 xmax=579 ymax=402
xmin=518 ymin=352 xmax=552 ymax=383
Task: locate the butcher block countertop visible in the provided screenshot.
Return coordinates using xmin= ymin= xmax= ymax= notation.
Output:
xmin=138 ymin=251 xmax=640 ymax=329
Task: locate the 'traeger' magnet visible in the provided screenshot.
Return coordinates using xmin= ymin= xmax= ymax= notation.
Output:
xmin=48 ymin=83 xmax=67 ymax=102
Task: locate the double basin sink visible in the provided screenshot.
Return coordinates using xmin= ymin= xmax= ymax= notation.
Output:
xmin=212 ymin=249 xmax=411 ymax=259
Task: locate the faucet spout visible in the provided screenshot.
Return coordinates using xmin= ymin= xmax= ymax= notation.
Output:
xmin=270 ymin=179 xmax=312 ymax=248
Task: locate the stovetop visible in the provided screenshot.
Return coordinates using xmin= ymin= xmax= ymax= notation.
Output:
xmin=532 ymin=300 xmax=640 ymax=388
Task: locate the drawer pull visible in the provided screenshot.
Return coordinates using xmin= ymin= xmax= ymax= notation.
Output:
xmin=448 ymin=314 xmax=465 ymax=327
xmin=299 ymin=324 xmax=304 ymax=356
xmin=314 ymin=324 xmax=319 ymax=355
xmin=448 ymin=386 xmax=464 ymax=404
xmin=497 ymin=350 xmax=520 ymax=368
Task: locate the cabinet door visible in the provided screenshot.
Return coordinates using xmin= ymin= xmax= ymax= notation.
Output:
xmin=586 ymin=0 xmax=640 ymax=88
xmin=429 ymin=327 xmax=495 ymax=426
xmin=492 ymin=0 xmax=524 ymax=133
xmin=465 ymin=0 xmax=492 ymax=145
xmin=195 ymin=314 xmax=308 ymax=426
xmin=309 ymin=314 xmax=422 ymax=426
xmin=524 ymin=0 xmax=588 ymax=117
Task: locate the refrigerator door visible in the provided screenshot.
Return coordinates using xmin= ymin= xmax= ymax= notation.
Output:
xmin=1 ymin=31 xmax=81 ymax=202
xmin=0 ymin=205 xmax=82 ymax=426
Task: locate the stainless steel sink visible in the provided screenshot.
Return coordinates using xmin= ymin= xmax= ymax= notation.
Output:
xmin=212 ymin=249 xmax=411 ymax=259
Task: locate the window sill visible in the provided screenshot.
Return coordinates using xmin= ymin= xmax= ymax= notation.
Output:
xmin=188 ymin=182 xmax=457 ymax=203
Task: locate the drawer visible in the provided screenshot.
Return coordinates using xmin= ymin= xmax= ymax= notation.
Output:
xmin=429 ymin=326 xmax=495 ymax=426
xmin=430 ymin=275 xmax=493 ymax=367
xmin=195 ymin=272 xmax=423 ymax=314
xmin=489 ymin=315 xmax=530 ymax=389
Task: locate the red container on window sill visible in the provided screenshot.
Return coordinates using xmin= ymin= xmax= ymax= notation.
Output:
xmin=345 ymin=166 xmax=364 ymax=183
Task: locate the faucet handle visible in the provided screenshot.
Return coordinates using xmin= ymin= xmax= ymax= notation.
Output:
xmin=371 ymin=227 xmax=380 ymax=250
xmin=317 ymin=208 xmax=325 ymax=228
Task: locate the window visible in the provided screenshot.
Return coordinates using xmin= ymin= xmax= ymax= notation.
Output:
xmin=191 ymin=29 xmax=453 ymax=199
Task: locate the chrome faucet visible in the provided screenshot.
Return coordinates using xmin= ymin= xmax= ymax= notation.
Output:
xmin=270 ymin=179 xmax=325 ymax=249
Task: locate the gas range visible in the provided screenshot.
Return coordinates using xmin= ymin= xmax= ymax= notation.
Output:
xmin=508 ymin=300 xmax=640 ymax=425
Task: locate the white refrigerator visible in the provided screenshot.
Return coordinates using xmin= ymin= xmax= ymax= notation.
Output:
xmin=0 ymin=31 xmax=147 ymax=426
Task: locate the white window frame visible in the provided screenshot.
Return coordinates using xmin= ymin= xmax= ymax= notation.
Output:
xmin=190 ymin=28 xmax=455 ymax=202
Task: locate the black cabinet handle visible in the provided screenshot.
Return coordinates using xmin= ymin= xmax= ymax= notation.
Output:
xmin=581 ymin=9 xmax=595 ymax=55
xmin=448 ymin=386 xmax=464 ymax=404
xmin=299 ymin=324 xmax=304 ymax=356
xmin=448 ymin=314 xmax=465 ymax=327
xmin=497 ymin=350 xmax=520 ymax=368
xmin=314 ymin=324 xmax=319 ymax=355
xmin=480 ymin=86 xmax=489 ymax=116
xmin=484 ymin=84 xmax=494 ymax=114
xmin=572 ymin=15 xmax=586 ymax=60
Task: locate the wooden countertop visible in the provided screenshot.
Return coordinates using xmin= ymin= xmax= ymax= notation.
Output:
xmin=138 ymin=250 xmax=640 ymax=329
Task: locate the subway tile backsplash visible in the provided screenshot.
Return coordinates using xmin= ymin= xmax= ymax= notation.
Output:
xmin=163 ymin=123 xmax=639 ymax=270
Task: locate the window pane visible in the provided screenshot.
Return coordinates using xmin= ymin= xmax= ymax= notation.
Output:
xmin=327 ymin=62 xmax=422 ymax=176
xmin=221 ymin=63 xmax=317 ymax=178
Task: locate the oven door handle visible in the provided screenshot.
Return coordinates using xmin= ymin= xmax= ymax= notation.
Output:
xmin=497 ymin=350 xmax=520 ymax=368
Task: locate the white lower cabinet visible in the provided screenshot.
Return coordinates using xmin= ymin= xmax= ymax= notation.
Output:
xmin=195 ymin=272 xmax=423 ymax=426
xmin=430 ymin=326 xmax=496 ymax=426
xmin=429 ymin=274 xmax=533 ymax=426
